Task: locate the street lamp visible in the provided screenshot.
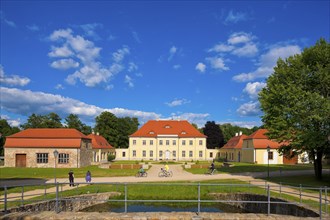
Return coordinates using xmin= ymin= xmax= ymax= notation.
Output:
xmin=53 ymin=150 xmax=59 ymax=184
xmin=266 ymin=145 xmax=270 ymax=179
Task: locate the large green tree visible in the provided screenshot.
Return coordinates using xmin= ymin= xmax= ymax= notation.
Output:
xmin=94 ymin=112 xmax=139 ymax=148
xmin=203 ymin=121 xmax=225 ymax=149
xmin=65 ymin=114 xmax=92 ymax=135
xmin=0 ymin=118 xmax=20 ymax=156
xmin=259 ymin=39 xmax=330 ymax=179
xmin=220 ymin=123 xmax=258 ymax=143
xmin=21 ymin=113 xmax=63 ymax=129
xmin=117 ymin=117 xmax=139 ymax=148
xmin=94 ymin=111 xmax=119 ymax=147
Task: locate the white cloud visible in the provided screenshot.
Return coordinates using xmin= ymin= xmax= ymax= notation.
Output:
xmin=132 ymin=31 xmax=141 ymax=43
xmin=206 ymin=57 xmax=229 ymax=71
xmin=233 ymin=45 xmax=301 ymax=82
xmin=195 ymin=62 xmax=206 ymax=73
xmin=232 ymin=43 xmax=258 ymax=57
xmin=228 ymin=32 xmax=253 ymax=44
xmin=207 ymin=32 xmax=258 ymax=60
xmin=105 ymin=84 xmax=114 ymax=91
xmin=209 ymin=44 xmax=234 ymax=53
xmin=112 ymin=46 xmax=130 ymax=63
xmin=80 ymin=23 xmax=103 ymax=40
xmin=173 ymin=64 xmax=181 ymax=70
xmin=0 ymin=11 xmax=16 ymax=28
xmin=168 ymin=46 xmax=177 ymax=61
xmin=26 ymin=24 xmax=39 ymax=31
xmin=0 ymin=114 xmax=21 ymax=127
xmin=217 ymin=120 xmax=261 ymax=129
xmin=243 ymin=82 xmax=267 ymax=99
xmin=170 ymin=112 xmax=210 ymax=128
xmin=166 ymin=98 xmax=191 ymax=107
xmin=0 ymin=86 xmax=161 ymax=125
xmin=65 ymin=62 xmax=114 ymax=87
xmin=49 ymin=29 xmax=130 ymax=88
xmin=128 ymin=62 xmax=138 ymax=72
xmin=224 ymin=10 xmax=248 ymax=25
xmin=48 ymin=46 xmax=74 ymax=57
xmin=0 ymin=65 xmax=30 ymax=86
xmin=236 ymin=101 xmax=261 ymax=116
xmin=55 ymin=84 xmax=64 ymax=90
xmin=50 ymin=59 xmax=80 ymax=70
xmin=124 ymin=75 xmax=134 ymax=88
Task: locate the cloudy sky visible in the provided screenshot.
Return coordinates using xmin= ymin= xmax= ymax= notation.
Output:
xmin=1 ymin=1 xmax=329 ymax=128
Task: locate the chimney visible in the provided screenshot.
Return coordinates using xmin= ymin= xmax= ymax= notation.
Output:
xmin=235 ymin=132 xmax=238 ymax=136
xmin=239 ymin=131 xmax=242 ymax=136
xmin=96 ymin=132 xmax=99 ymax=136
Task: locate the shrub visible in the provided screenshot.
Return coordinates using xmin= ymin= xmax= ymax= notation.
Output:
xmin=107 ymin=154 xmax=116 ymax=162
xmin=196 ymin=160 xmax=200 ymax=164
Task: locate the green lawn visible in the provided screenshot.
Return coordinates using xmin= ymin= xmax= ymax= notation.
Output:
xmin=186 ymin=162 xmax=314 ymax=174
xmin=0 ymin=165 xmax=138 ymax=179
xmin=2 ymin=179 xmax=328 ymax=212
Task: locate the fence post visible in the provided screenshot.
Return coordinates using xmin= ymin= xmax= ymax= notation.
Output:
xmin=319 ymin=188 xmax=322 ymax=220
xmin=325 ymin=186 xmax=328 ymax=214
xmin=279 ymin=182 xmax=282 ymax=198
xmin=55 ymin=183 xmax=59 ymax=213
xmin=21 ymin=186 xmax=24 ymax=207
xmin=265 ymin=181 xmax=267 ymax=195
xmin=4 ymin=186 xmax=7 ymax=213
xmin=198 ymin=183 xmax=201 ymax=214
xmin=299 ymin=184 xmax=302 ymax=204
xmin=267 ymin=184 xmax=270 ymax=216
xmin=125 ymin=183 xmax=127 ymax=213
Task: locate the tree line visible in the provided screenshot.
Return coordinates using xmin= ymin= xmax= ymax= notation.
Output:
xmin=0 ymin=113 xmax=257 ymax=156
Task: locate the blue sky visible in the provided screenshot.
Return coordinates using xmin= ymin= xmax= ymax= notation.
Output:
xmin=1 ymin=1 xmax=329 ymax=128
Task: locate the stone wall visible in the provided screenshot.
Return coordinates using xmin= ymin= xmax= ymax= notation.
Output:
xmin=210 ymin=193 xmax=319 ymax=217
xmin=4 ymin=192 xmax=120 ymax=213
xmin=4 ymin=148 xmax=81 ymax=168
xmin=79 ymin=140 xmax=93 ymax=167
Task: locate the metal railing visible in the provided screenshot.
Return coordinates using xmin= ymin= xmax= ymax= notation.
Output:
xmin=0 ymin=182 xmax=329 ymax=219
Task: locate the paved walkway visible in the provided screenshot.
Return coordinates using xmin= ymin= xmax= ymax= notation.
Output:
xmin=1 ymin=165 xmax=329 ymax=204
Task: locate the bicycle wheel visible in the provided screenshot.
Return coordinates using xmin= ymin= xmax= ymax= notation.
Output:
xmin=135 ymin=173 xmax=140 ymax=177
xmin=168 ymin=171 xmax=173 ymax=177
xmin=143 ymin=172 xmax=148 ymax=177
xmin=158 ymin=171 xmax=164 ymax=177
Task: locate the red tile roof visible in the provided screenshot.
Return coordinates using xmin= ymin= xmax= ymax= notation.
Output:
xmin=222 ymin=134 xmax=248 ymax=149
xmin=4 ymin=128 xmax=90 ymax=148
xmin=130 ymin=120 xmax=206 ymax=138
xmin=244 ymin=129 xmax=284 ymax=149
xmin=8 ymin=128 xmax=89 ymax=139
xmin=87 ymin=133 xmax=114 ymax=149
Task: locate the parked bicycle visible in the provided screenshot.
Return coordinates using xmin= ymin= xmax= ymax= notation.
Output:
xmin=158 ymin=168 xmax=173 ymax=177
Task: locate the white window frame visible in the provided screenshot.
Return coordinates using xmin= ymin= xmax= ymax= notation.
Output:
xmin=36 ymin=153 xmax=48 ymax=163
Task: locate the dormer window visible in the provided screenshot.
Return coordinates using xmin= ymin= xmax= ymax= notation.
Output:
xmin=165 ymin=125 xmax=171 ymax=129
xmin=181 ymin=131 xmax=186 ymax=134
xmin=149 ymin=131 xmax=155 ymax=134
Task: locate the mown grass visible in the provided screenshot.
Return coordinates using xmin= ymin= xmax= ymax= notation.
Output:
xmin=2 ymin=179 xmax=328 ymax=213
xmin=186 ymin=162 xmax=314 ymax=174
xmin=0 ymin=165 xmax=138 ymax=179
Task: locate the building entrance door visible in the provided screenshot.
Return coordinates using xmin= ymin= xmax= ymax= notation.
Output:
xmin=15 ymin=154 xmax=26 ymax=167
xmin=165 ymin=150 xmax=170 ymax=160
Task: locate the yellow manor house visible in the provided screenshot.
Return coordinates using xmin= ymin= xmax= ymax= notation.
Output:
xmin=116 ymin=120 xmax=218 ymax=161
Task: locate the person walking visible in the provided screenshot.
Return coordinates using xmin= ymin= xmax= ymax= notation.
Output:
xmin=85 ymin=170 xmax=91 ymax=183
xmin=68 ymin=170 xmax=74 ymax=186
xmin=210 ymin=161 xmax=215 ymax=175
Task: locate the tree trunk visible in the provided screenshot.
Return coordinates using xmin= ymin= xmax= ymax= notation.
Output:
xmin=313 ymin=151 xmax=323 ymax=180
